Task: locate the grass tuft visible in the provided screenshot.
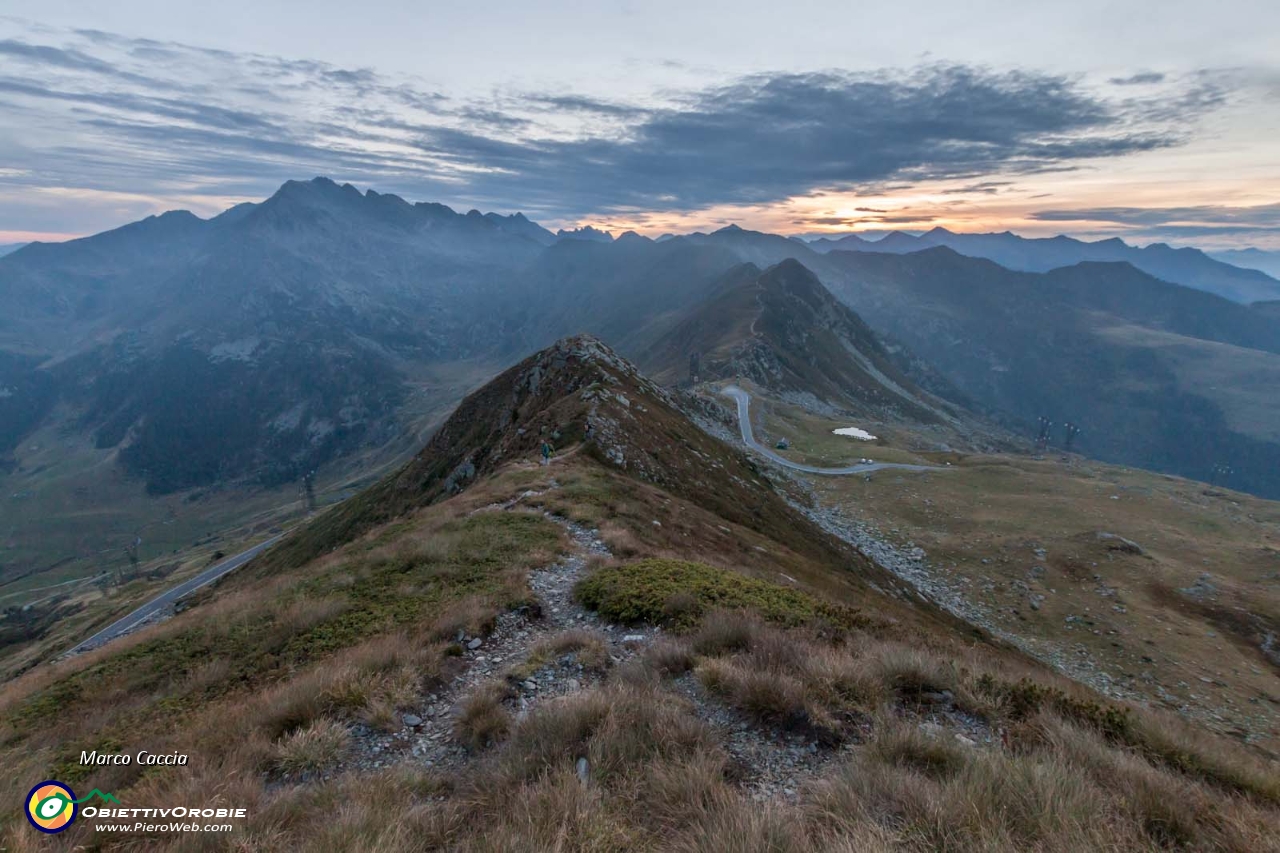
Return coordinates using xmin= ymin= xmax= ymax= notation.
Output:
xmin=273 ymin=718 xmax=350 ymax=777
xmin=454 ymin=681 xmax=514 ymax=750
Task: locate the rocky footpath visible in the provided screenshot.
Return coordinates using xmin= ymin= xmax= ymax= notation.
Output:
xmin=330 ymin=486 xmax=871 ymax=800
xmin=338 ymin=509 xmax=651 ymax=775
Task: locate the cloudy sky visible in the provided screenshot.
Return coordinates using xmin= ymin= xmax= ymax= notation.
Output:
xmin=1 ymin=1 xmax=1278 ymax=247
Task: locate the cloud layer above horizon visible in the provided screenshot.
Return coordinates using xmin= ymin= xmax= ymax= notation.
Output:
xmin=0 ymin=18 xmax=1276 ymax=247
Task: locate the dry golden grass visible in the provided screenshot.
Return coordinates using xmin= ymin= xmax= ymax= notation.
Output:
xmin=454 ymin=680 xmax=515 ymax=750
xmin=273 ymin=718 xmax=351 ymax=777
xmin=643 ymin=638 xmax=697 ymax=675
xmin=503 ymin=629 xmax=614 ymax=686
xmin=698 ymin=657 xmax=809 ymax=724
xmin=534 ymin=629 xmax=613 ymax=672
xmin=3 ymin=455 xmax=1277 ymax=852
xmin=690 ymin=608 xmax=762 ymax=655
xmin=805 ymin=438 xmax=1280 ymax=753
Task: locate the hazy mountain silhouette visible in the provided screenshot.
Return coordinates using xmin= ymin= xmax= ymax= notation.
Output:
xmin=5 ymin=178 xmax=1280 ymax=500
xmin=640 ymin=259 xmax=952 ymax=424
xmin=1211 ymin=248 xmax=1280 ymax=280
xmin=812 ymin=247 xmax=1280 ymax=497
xmin=809 ymin=227 xmax=1280 ymax=304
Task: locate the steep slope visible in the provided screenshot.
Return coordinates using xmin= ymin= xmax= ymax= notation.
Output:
xmin=815 ymin=248 xmax=1280 ymax=498
xmin=262 ymin=335 xmax=898 ymax=589
xmin=0 ymin=181 xmax=760 ymax=498
xmin=809 ymin=226 xmax=1280 ymax=304
xmin=0 ymin=178 xmax=554 ymax=495
xmin=639 ymin=259 xmax=948 ymax=423
xmin=655 ymin=224 xmax=1280 ymax=494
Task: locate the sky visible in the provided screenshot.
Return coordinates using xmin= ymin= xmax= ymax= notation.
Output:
xmin=1 ymin=1 xmax=1278 ymax=248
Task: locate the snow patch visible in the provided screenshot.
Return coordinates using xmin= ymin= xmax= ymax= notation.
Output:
xmin=832 ymin=426 xmax=877 ymax=441
xmin=209 ymin=337 xmax=261 ymax=363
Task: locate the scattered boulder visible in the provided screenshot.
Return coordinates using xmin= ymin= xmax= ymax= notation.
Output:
xmin=1180 ymin=574 xmax=1217 ymax=600
xmin=1096 ymin=532 xmax=1145 ymax=556
xmin=467 ymin=637 xmax=484 ymax=650
xmin=918 ymin=722 xmax=945 ymax=738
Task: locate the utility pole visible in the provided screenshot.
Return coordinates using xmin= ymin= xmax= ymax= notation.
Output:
xmin=1063 ymin=422 xmax=1080 ymax=453
xmin=123 ymin=535 xmax=141 ymax=579
xmin=1034 ymin=416 xmax=1052 ymax=453
xmin=1209 ymin=463 xmax=1232 ymax=487
xmin=302 ymin=470 xmax=317 ymax=514
xmin=688 ymin=351 xmax=701 ymax=384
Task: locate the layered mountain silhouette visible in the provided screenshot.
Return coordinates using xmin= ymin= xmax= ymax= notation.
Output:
xmin=1212 ymin=247 xmax=1280 ymax=280
xmin=810 ymin=248 xmax=1280 ymax=498
xmin=639 ymin=259 xmax=951 ymax=424
xmin=4 ymin=177 xmax=1280 ymax=503
xmin=0 ymin=179 xmax=571 ymax=492
xmin=809 ymin=226 xmax=1280 ymax=304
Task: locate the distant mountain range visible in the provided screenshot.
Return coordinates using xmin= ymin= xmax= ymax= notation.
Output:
xmin=1209 ymin=248 xmax=1280 ymax=280
xmin=673 ymin=225 xmax=1280 ymax=497
xmin=0 ymin=243 xmax=25 ymax=257
xmin=0 ymin=178 xmax=560 ymax=493
xmin=4 ymin=177 xmax=1280 ymax=506
xmin=808 ymin=227 xmax=1280 ymax=304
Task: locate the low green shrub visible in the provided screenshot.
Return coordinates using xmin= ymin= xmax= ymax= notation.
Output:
xmin=574 ymin=558 xmax=864 ymax=630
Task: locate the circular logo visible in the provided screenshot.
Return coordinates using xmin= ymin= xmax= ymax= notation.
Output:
xmin=26 ymin=780 xmax=77 ymax=834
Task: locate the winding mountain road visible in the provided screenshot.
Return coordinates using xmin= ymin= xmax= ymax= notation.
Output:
xmin=721 ymin=385 xmax=939 ymax=476
xmin=68 ymin=533 xmax=284 ymax=655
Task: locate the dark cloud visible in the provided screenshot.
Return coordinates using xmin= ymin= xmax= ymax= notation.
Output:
xmin=523 ymin=93 xmax=647 ymax=118
xmin=0 ymin=26 xmax=1234 ymax=231
xmin=406 ymin=66 xmax=1199 ymax=215
xmin=455 ymin=106 xmax=533 ymax=131
xmin=0 ymin=38 xmax=117 ymax=74
xmin=1110 ymin=71 xmax=1166 ymax=86
xmin=798 ymin=212 xmax=936 ymax=227
xmin=804 ymin=217 xmax=859 ymax=226
xmin=1031 ymin=203 xmax=1280 ymax=235
xmin=940 ymin=180 xmax=1012 ymax=195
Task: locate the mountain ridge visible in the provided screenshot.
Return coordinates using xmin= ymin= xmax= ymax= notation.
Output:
xmin=4 ymin=176 xmax=1280 ymax=534
xmin=640 ymin=258 xmax=950 ymax=424
xmin=809 ymin=226 xmax=1280 ymax=304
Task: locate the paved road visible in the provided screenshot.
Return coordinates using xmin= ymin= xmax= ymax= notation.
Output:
xmin=69 ymin=533 xmax=284 ymax=654
xmin=721 ymin=386 xmax=940 ymax=476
